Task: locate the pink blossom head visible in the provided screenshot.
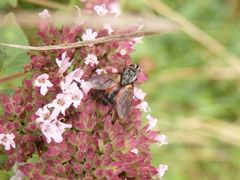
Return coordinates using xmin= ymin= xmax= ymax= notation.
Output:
xmin=0 ymin=1 xmax=168 ymax=179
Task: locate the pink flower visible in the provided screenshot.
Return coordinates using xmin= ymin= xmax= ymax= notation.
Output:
xmin=35 ymin=105 xmax=53 ymax=123
xmin=136 ymin=101 xmax=151 ymax=112
xmin=34 ymin=73 xmax=53 ymax=96
xmin=84 ymin=54 xmax=99 ymax=67
xmin=56 ymin=52 xmax=72 ymax=74
xmin=39 ymin=119 xmax=71 ymax=143
xmin=60 ymin=77 xmax=73 ymax=94
xmin=39 ymin=9 xmax=51 ymax=20
xmin=82 ymin=29 xmax=98 ymax=41
xmin=67 ymin=82 xmax=84 ymax=108
xmin=96 ymin=68 xmax=107 ymax=75
xmin=130 ymin=148 xmax=139 ymax=155
xmin=61 ymin=68 xmax=84 ymax=93
xmin=80 ymin=80 xmax=93 ymax=94
xmin=133 ymin=87 xmax=146 ymax=101
xmin=68 ymin=67 xmax=84 ymax=83
xmin=146 ymin=114 xmax=157 ymax=131
xmin=48 ymin=93 xmax=72 ymax=117
xmin=0 ymin=1 xmax=167 ymax=178
xmin=38 ymin=9 xmax=51 ymax=30
xmin=157 ymin=164 xmax=168 ymax=177
xmin=0 ymin=133 xmax=16 ymax=151
xmin=70 ymin=91 xmax=83 ymax=108
xmin=120 ymin=49 xmax=127 ymax=56
xmin=109 ymin=2 xmax=121 ymax=15
xmin=104 ymin=24 xmax=114 ymax=35
xmin=94 ymin=4 xmax=108 ymax=16
xmin=55 ymin=119 xmax=72 ymax=134
xmin=155 ymin=134 xmax=168 ymax=146
xmin=134 ymin=37 xmax=144 ymax=44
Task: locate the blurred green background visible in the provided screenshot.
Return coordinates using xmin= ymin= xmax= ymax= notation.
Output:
xmin=1 ymin=0 xmax=240 ymax=179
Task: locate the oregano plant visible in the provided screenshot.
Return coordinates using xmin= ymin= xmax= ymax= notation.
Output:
xmin=0 ymin=0 xmax=169 ymax=179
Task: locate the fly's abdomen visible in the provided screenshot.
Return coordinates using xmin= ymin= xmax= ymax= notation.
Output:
xmin=104 ymin=90 xmax=118 ymax=104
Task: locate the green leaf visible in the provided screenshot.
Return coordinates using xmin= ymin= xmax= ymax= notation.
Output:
xmin=69 ymin=0 xmax=80 ymax=6
xmin=0 ymin=171 xmax=9 ymax=180
xmin=27 ymin=154 xmax=39 ymax=163
xmin=0 ymin=13 xmax=29 ymax=92
xmin=0 ymin=13 xmax=29 ymax=72
xmin=0 ymin=154 xmax=8 ymax=167
xmin=7 ymin=0 xmax=18 ymax=7
xmin=0 ymin=0 xmax=18 ymax=8
xmin=0 ymin=1 xmax=7 ymax=9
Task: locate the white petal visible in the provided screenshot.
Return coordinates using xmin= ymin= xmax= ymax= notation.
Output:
xmin=56 ymin=59 xmax=62 ymax=67
xmin=8 ymin=133 xmax=15 ymax=139
xmin=62 ymin=51 xmax=67 ymax=60
xmin=53 ymin=133 xmax=63 ymax=143
xmin=34 ymin=80 xmax=41 ymax=87
xmin=39 ymin=9 xmax=51 ymax=19
xmin=0 ymin=134 xmax=4 ymax=140
xmin=4 ymin=144 xmax=10 ymax=151
xmin=104 ymin=24 xmax=114 ymax=35
xmin=157 ymin=164 xmax=168 ymax=177
xmin=45 ymin=80 xmax=53 ymax=88
xmin=45 ymin=134 xmax=52 ymax=144
xmin=146 ymin=114 xmax=157 ymax=131
xmin=133 ymin=87 xmax=146 ymax=101
xmin=155 ymin=134 xmax=168 ymax=146
xmin=40 ymin=85 xmax=48 ymax=96
xmin=11 ymin=140 xmax=16 ymax=148
xmin=130 ymin=148 xmax=139 ymax=155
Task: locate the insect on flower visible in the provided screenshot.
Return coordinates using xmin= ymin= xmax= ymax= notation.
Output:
xmin=89 ymin=64 xmax=139 ymax=118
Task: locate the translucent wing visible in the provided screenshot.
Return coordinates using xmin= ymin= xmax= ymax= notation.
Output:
xmin=116 ymin=85 xmax=133 ymax=118
xmin=89 ymin=74 xmax=120 ymax=90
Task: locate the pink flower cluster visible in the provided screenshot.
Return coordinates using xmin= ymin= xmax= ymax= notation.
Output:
xmin=0 ymin=0 xmax=168 ymax=179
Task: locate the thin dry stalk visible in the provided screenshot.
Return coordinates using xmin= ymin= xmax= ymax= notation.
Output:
xmin=0 ymin=31 xmax=175 ymax=51
xmin=0 ymin=72 xmax=24 ymax=84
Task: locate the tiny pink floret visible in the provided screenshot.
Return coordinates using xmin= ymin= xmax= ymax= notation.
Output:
xmin=0 ymin=133 xmax=16 ymax=151
xmin=34 ymin=73 xmax=53 ymax=96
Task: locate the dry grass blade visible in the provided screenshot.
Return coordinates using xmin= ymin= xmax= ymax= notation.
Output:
xmin=0 ymin=10 xmax=179 ymax=31
xmin=180 ymin=118 xmax=240 ymax=147
xmin=161 ymin=116 xmax=240 ymax=147
xmin=0 ymin=11 xmax=179 ymax=51
xmin=143 ymin=0 xmax=240 ymax=73
xmin=156 ymin=67 xmax=240 ymax=83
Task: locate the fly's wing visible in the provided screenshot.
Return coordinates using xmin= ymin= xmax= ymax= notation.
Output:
xmin=116 ymin=85 xmax=133 ymax=119
xmin=89 ymin=74 xmax=121 ymax=90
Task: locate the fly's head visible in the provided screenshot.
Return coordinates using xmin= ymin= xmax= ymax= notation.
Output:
xmin=121 ymin=64 xmax=140 ymax=86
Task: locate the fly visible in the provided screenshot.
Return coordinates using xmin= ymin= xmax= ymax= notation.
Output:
xmin=89 ymin=64 xmax=139 ymax=118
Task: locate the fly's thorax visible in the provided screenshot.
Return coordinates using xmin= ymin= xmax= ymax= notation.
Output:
xmin=120 ymin=64 xmax=139 ymax=86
